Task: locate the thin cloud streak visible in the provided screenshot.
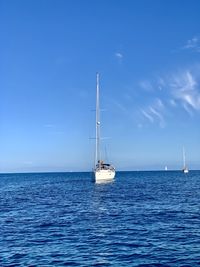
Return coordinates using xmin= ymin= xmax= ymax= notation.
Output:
xmin=150 ymin=107 xmax=162 ymax=121
xmin=112 ymin=100 xmax=129 ymax=114
xmin=140 ymin=68 xmax=200 ymax=120
xmin=169 ymin=99 xmax=177 ymax=107
xmin=115 ymin=52 xmax=123 ymax=59
xmin=171 ymin=70 xmax=200 ymax=112
xmin=182 ymin=36 xmax=200 ymax=52
xmin=139 ymin=80 xmax=153 ymax=92
xmin=141 ymin=109 xmax=154 ymax=123
xmin=150 ymin=107 xmax=165 ymax=128
xmin=114 ymin=66 xmax=200 ymax=127
xmin=114 ymin=52 xmax=124 ymax=65
xmin=140 ymin=97 xmax=166 ymax=127
xmin=182 ymin=103 xmax=193 ymax=117
xmin=157 ymin=77 xmax=165 ymax=90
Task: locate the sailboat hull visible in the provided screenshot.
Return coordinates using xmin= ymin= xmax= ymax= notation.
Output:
xmin=183 ymin=168 xmax=189 ymax=173
xmin=94 ymin=169 xmax=115 ymax=182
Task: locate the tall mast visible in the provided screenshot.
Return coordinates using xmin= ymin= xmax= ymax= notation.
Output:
xmin=183 ymin=146 xmax=186 ymax=168
xmin=95 ymin=73 xmax=100 ymax=166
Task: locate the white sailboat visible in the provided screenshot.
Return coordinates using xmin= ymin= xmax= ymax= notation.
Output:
xmin=94 ymin=73 xmax=115 ymax=182
xmin=182 ymin=146 xmax=189 ymax=173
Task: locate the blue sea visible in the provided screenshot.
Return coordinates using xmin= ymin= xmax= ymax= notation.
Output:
xmin=0 ymin=171 xmax=200 ymax=266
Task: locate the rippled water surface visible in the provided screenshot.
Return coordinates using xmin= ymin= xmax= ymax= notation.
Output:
xmin=0 ymin=171 xmax=200 ymax=266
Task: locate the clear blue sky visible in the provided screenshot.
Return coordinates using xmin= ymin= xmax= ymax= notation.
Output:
xmin=1 ymin=0 xmax=200 ymax=172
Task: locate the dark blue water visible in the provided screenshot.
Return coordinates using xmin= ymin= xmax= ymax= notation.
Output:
xmin=0 ymin=171 xmax=200 ymax=266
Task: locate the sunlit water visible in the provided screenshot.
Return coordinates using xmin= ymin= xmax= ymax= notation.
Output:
xmin=0 ymin=171 xmax=200 ymax=266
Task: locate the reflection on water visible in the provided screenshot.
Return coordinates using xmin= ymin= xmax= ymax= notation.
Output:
xmin=95 ymin=179 xmax=114 ymax=185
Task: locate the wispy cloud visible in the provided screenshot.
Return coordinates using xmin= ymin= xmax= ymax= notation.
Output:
xmin=169 ymin=99 xmax=177 ymax=107
xmin=112 ymin=99 xmax=128 ymax=113
xmin=115 ymin=52 xmax=124 ymax=63
xmin=150 ymin=106 xmax=165 ymax=128
xmin=141 ymin=109 xmax=154 ymax=123
xmin=141 ymin=69 xmax=200 ymax=119
xmin=115 ymin=52 xmax=123 ymax=59
xmin=113 ymin=65 xmax=200 ymax=128
xmin=171 ymin=70 xmax=200 ymax=112
xmin=182 ymin=36 xmax=200 ymax=52
xmin=155 ymin=98 xmax=165 ymax=109
xmin=182 ymin=103 xmax=193 ymax=116
xmin=139 ymin=80 xmax=154 ymax=92
xmin=157 ymin=77 xmax=165 ymax=91
xmin=141 ymin=98 xmax=165 ymax=127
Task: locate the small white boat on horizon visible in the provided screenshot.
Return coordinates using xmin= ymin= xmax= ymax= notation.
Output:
xmin=93 ymin=73 xmax=115 ymax=182
xmin=182 ymin=146 xmax=189 ymax=174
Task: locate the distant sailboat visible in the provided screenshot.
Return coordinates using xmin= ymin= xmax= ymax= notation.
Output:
xmin=165 ymin=166 xmax=168 ymax=171
xmin=182 ymin=146 xmax=189 ymax=173
xmin=94 ymin=73 xmax=115 ymax=182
